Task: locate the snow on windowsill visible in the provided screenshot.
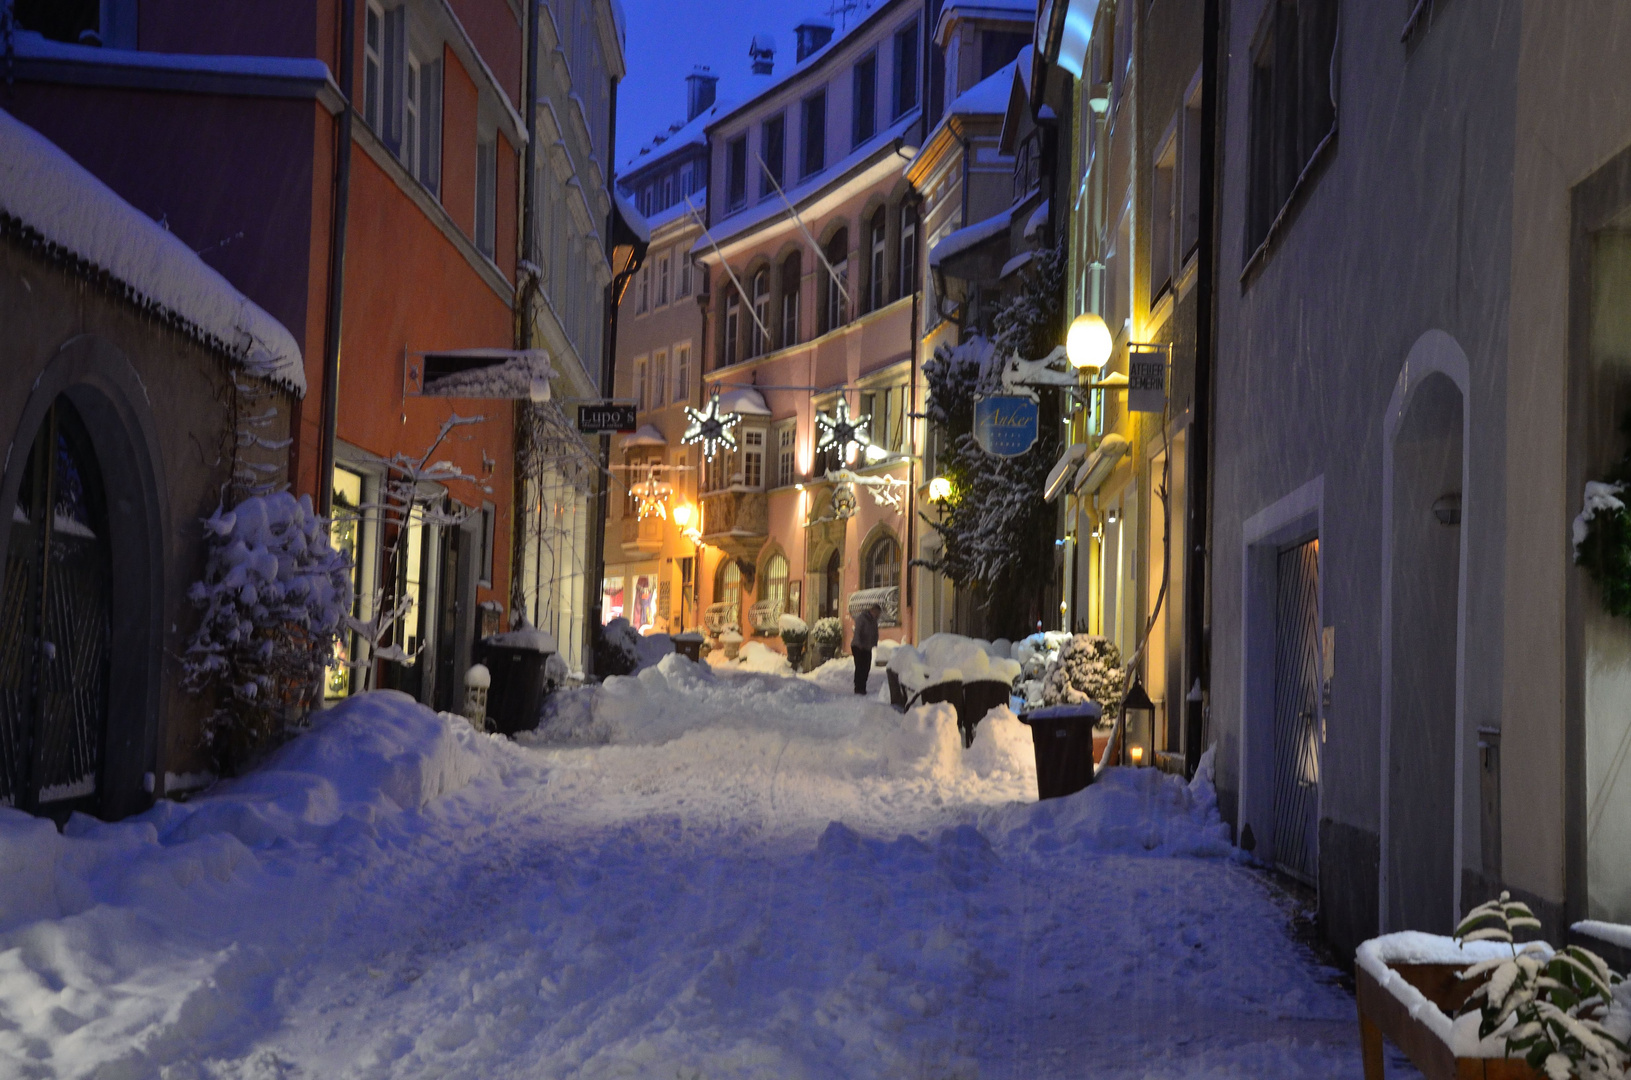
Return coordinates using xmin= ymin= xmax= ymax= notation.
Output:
xmin=0 ymin=107 xmax=305 ymax=393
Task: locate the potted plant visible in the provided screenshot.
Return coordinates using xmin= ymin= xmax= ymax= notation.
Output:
xmin=812 ymin=616 xmax=842 ymax=662
xmin=719 ymin=629 xmax=744 ymax=661
xmin=779 ymin=613 xmax=810 ymax=670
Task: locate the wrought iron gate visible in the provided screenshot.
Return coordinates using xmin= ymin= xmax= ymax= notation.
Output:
xmin=0 ymin=400 xmax=112 ymax=814
xmin=1271 ymin=539 xmax=1321 ymax=883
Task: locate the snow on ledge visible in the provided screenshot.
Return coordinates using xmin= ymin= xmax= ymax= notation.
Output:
xmin=0 ymin=107 xmax=305 ymax=394
xmin=1574 ymin=920 xmax=1631 ymax=951
xmin=1356 ymin=932 xmax=1549 ymax=1059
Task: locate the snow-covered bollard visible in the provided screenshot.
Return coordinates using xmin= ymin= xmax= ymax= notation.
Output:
xmin=463 ymin=664 xmax=491 ymax=731
xmin=720 ymin=630 xmax=744 ymax=661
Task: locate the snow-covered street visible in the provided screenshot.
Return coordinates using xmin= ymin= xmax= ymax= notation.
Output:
xmin=1 ymin=657 xmax=1383 ymax=1079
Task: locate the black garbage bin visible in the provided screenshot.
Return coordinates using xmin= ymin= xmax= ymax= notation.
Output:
xmin=1022 ymin=702 xmax=1103 ymax=799
xmin=672 ymin=632 xmax=704 ymax=664
xmin=959 ymin=679 xmax=1015 ymax=748
xmin=474 ymin=638 xmax=552 ymax=737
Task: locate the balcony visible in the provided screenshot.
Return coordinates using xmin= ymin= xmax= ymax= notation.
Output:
xmin=701 ymin=487 xmax=767 ymax=560
xmin=621 ymin=514 xmax=664 ymax=555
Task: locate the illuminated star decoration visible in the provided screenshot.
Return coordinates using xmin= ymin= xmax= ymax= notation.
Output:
xmin=814 ymin=397 xmax=871 ymax=465
xmin=633 ymin=465 xmax=671 ymax=520
xmin=682 ymin=392 xmax=741 ymax=462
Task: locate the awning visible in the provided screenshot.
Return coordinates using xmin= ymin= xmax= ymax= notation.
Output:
xmin=1074 ymin=433 xmax=1129 ymax=496
xmin=621 ymin=424 xmax=668 ymax=448
xmin=717 ymin=385 xmax=771 ymax=416
xmin=417 ymin=349 xmax=553 ymax=400
xmin=1044 ymin=442 xmax=1088 ymax=502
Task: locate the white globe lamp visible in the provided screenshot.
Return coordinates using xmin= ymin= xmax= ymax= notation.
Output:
xmin=1066 ymin=312 xmax=1113 ymax=371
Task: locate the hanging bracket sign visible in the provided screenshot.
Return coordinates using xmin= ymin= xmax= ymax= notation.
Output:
xmin=577 ymin=402 xmax=638 ymax=434
xmin=973 ymin=395 xmax=1040 ymax=457
xmin=1128 ymin=345 xmax=1169 ymax=414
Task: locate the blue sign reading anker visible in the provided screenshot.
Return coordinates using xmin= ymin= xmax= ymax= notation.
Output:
xmin=973 ymin=395 xmax=1039 ymax=457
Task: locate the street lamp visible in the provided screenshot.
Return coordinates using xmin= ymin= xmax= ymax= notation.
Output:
xmin=1066 ymin=312 xmax=1113 ymax=371
xmin=928 ymin=476 xmax=953 ymax=502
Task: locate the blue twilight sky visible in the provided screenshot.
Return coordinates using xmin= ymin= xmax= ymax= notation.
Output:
xmin=613 ymin=1 xmax=874 ymax=170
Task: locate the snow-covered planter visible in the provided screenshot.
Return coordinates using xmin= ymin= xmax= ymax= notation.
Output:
xmin=182 ymin=493 xmax=352 ymax=772
xmin=1040 ymin=635 xmax=1125 ymax=722
xmin=779 ymin=614 xmax=810 ymax=669
xmin=719 ymin=629 xmax=744 ymax=661
xmin=1356 ymin=895 xmax=1631 ymax=1080
xmin=812 ymin=617 xmax=842 ymax=659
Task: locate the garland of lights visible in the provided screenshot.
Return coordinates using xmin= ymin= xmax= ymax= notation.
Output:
xmin=682 ymin=392 xmax=740 ymax=462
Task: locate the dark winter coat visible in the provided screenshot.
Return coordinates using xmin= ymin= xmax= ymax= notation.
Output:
xmin=851 ymin=609 xmax=879 ymax=651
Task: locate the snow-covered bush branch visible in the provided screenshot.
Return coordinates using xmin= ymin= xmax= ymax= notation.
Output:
xmin=1040 ymin=635 xmax=1126 ymax=719
xmin=182 ymin=492 xmax=353 ymax=771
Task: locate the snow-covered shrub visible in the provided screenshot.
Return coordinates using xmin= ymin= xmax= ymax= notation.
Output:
xmin=812 ymin=617 xmax=842 ymax=648
xmin=1575 ymin=478 xmax=1631 ymax=619
xmin=917 ymin=242 xmax=1068 ymax=637
xmin=594 ymin=617 xmax=641 ymax=678
xmin=182 ymin=493 xmax=352 ymax=772
xmin=778 ymin=613 xmax=810 ymax=644
xmin=1040 ymin=634 xmax=1125 ymax=720
xmin=1455 ymin=892 xmax=1630 ymax=1079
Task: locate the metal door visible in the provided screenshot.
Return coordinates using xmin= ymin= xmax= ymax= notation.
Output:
xmin=0 ymin=399 xmax=112 ymax=816
xmin=1271 ymin=539 xmax=1321 ymax=883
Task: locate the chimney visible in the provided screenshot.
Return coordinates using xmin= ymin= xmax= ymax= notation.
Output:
xmin=749 ymin=33 xmax=776 ymax=76
xmin=794 ymin=18 xmax=834 ymax=63
xmin=686 ymin=66 xmax=719 ymax=122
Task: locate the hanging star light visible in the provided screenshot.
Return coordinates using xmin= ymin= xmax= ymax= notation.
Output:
xmin=633 ymin=465 xmax=671 ymax=520
xmin=814 ymin=397 xmax=871 ymax=465
xmin=682 ymin=392 xmax=741 ymax=462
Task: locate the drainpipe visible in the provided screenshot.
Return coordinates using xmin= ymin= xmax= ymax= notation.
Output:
xmin=585 ymin=75 xmax=621 ymax=676
xmin=1183 ymin=0 xmax=1220 ymax=777
xmin=316 ymin=0 xmax=355 ymax=517
xmin=511 ymin=0 xmax=542 ymax=626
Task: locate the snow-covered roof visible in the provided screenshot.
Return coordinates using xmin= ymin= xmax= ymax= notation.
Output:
xmin=929 ymin=206 xmax=1012 ymax=267
xmin=612 ymin=188 xmax=651 ymax=245
xmin=718 ymin=386 xmax=771 ymax=416
xmin=1024 ymin=199 xmax=1050 ymax=240
xmin=999 ymin=250 xmax=1034 ymax=279
xmin=0 ymin=106 xmax=305 ymax=394
xmin=622 ymin=99 xmax=728 ymax=178
xmin=646 ymin=191 xmax=706 ymax=234
xmin=949 ymin=60 xmax=1019 ymax=118
xmin=622 ymin=424 xmax=668 ymax=447
xmin=698 ymin=110 xmax=919 ymax=255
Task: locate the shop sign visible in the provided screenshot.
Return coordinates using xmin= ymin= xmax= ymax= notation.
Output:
xmin=578 ymin=402 xmax=637 ymax=433
xmin=1128 ymin=348 xmax=1168 ymax=414
xmin=973 ymin=395 xmax=1040 ymax=457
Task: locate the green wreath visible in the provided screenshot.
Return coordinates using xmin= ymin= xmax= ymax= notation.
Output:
xmin=1575 ymin=415 xmax=1631 ymax=618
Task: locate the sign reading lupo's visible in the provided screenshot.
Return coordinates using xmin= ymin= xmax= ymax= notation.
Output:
xmin=973 ymin=395 xmax=1040 ymax=457
xmin=577 ymin=402 xmax=638 ymax=434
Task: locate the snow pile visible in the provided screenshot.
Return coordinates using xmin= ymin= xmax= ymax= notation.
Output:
xmin=634 ymin=631 xmax=674 ymax=671
xmin=486 ymin=625 xmax=558 ymax=653
xmin=422 ymin=354 xmax=552 ymax=400
xmin=0 ymin=106 xmax=304 ymax=392
xmin=984 ymin=748 xmax=1235 ymax=859
xmin=888 ymin=633 xmax=1023 ymax=695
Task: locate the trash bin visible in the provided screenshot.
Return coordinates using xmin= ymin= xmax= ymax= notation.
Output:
xmin=1022 ymin=702 xmax=1104 ymax=799
xmin=959 ymin=679 xmax=1015 ymax=749
xmin=474 ymin=637 xmax=552 ymax=737
xmin=886 ymin=669 xmax=909 ymax=711
xmin=672 ymin=631 xmax=704 ymax=663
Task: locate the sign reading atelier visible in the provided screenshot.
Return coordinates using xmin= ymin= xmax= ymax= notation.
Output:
xmin=973 ymin=395 xmax=1040 ymax=457
xmin=1128 ymin=346 xmax=1168 ymax=414
xmin=577 ymin=402 xmax=638 ymax=434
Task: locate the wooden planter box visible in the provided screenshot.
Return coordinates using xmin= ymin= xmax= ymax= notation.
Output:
xmin=1357 ymin=940 xmax=1543 ymax=1080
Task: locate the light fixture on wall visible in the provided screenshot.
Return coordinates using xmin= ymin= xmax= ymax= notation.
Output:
xmin=928 ymin=476 xmax=953 ymax=502
xmin=1066 ymin=312 xmax=1113 ymax=371
xmin=1432 ymin=493 xmax=1462 ymax=526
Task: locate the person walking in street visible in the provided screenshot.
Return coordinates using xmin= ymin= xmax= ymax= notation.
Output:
xmin=851 ymin=603 xmax=880 ymax=695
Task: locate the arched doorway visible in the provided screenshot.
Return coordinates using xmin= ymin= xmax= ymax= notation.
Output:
xmin=823 ymin=550 xmax=842 ymax=619
xmin=717 ymin=559 xmax=742 ymax=631
xmin=1385 ymin=369 xmax=1464 ymax=933
xmin=2 ymin=396 xmax=112 ymax=817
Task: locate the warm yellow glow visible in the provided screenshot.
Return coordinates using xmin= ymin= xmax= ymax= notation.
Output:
xmin=672 ymin=502 xmax=693 ymax=528
xmin=1129 ymin=746 xmax=1144 ymax=765
xmin=928 ymin=476 xmax=953 ymax=502
xmin=1066 ymin=312 xmax=1113 ymax=371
